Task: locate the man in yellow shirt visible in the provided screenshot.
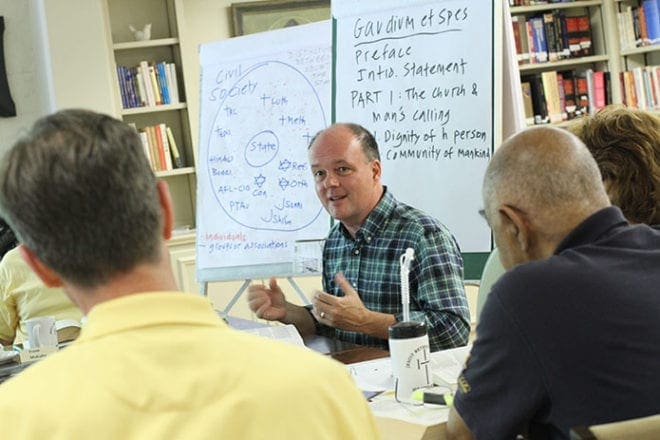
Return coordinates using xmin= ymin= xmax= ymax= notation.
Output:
xmin=0 ymin=247 xmax=82 ymax=346
xmin=0 ymin=109 xmax=379 ymax=439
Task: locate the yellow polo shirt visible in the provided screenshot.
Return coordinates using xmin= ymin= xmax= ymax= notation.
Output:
xmin=0 ymin=292 xmax=379 ymax=439
xmin=0 ymin=248 xmax=82 ymax=344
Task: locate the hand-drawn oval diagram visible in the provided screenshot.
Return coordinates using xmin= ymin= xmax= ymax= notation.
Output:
xmin=207 ymin=61 xmax=327 ymax=231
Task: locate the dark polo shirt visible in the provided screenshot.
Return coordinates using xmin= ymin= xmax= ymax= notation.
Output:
xmin=454 ymin=207 xmax=660 ymax=439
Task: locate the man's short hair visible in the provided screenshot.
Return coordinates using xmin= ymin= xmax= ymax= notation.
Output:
xmin=308 ymin=123 xmax=381 ymax=161
xmin=0 ymin=109 xmax=162 ymax=287
xmin=483 ymin=126 xmax=607 ymax=232
xmin=568 ymin=105 xmax=660 ymax=225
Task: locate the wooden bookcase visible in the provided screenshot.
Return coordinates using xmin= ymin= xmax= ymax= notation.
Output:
xmin=104 ymin=0 xmax=197 ymax=233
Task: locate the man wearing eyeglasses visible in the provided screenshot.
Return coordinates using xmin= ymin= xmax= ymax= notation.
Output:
xmin=447 ymin=126 xmax=660 ymax=439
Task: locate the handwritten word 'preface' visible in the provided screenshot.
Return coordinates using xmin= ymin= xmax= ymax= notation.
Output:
xmin=355 ymin=43 xmax=412 ymax=65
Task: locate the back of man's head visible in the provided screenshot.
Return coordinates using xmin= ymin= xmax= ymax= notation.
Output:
xmin=0 ymin=109 xmax=162 ymax=288
xmin=483 ymin=126 xmax=610 ymax=242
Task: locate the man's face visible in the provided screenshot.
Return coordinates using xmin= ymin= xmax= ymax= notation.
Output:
xmin=308 ymin=126 xmax=381 ymax=234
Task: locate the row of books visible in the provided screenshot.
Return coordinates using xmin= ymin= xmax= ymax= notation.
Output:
xmin=617 ymin=0 xmax=660 ymax=51
xmin=116 ymin=61 xmax=180 ymax=110
xmin=620 ymin=65 xmax=660 ymax=110
xmin=521 ymin=69 xmax=609 ymax=125
xmin=130 ymin=123 xmax=184 ymax=172
xmin=511 ymin=11 xmax=592 ymax=65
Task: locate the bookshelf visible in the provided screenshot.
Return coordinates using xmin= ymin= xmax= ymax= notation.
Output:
xmin=611 ymin=0 xmax=660 ymax=110
xmin=509 ymin=0 xmax=660 ymax=124
xmin=104 ymin=0 xmax=197 ymax=233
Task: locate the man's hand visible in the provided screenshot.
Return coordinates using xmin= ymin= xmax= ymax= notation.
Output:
xmin=247 ymin=277 xmax=287 ymax=321
xmin=311 ymin=273 xmax=371 ymax=332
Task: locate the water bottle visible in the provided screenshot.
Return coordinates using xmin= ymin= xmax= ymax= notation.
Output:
xmin=389 ymin=320 xmax=432 ymax=404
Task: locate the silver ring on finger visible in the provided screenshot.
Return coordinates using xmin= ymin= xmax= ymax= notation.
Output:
xmin=320 ymin=311 xmax=325 ymax=319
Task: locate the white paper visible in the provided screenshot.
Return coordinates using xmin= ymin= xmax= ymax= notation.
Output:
xmin=240 ymin=324 xmax=305 ymax=347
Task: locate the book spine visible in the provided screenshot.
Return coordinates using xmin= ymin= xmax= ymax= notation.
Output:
xmin=576 ymin=75 xmax=589 ymax=117
xmin=565 ymin=16 xmax=581 ymax=57
xmin=158 ymin=124 xmax=173 ymax=170
xmin=556 ymin=71 xmax=567 ymax=120
xmin=521 ymin=81 xmax=535 ymax=125
xmin=139 ymin=61 xmax=156 ymax=106
xmin=541 ymin=70 xmax=562 ymax=123
xmin=643 ymin=0 xmax=660 ymax=45
xmin=524 ymin=73 xmax=548 ymax=123
xmin=135 ymin=69 xmax=147 ymax=107
xmin=166 ymin=126 xmax=184 ymax=168
xmin=145 ymin=126 xmax=161 ymax=171
xmin=642 ymin=68 xmax=654 ymax=108
xmin=156 ymin=62 xmax=170 ymax=105
xmin=526 ymin=20 xmax=537 ymax=64
xmin=168 ymin=63 xmax=180 ymax=103
xmin=116 ymin=66 xmax=129 ymax=109
xmin=577 ymin=15 xmax=592 ymax=56
xmin=632 ymin=7 xmax=642 ymax=47
xmin=592 ymin=70 xmax=606 ymax=111
xmin=531 ymin=17 xmax=548 ymax=63
xmin=638 ymin=4 xmax=650 ymax=46
xmin=562 ymin=71 xmax=577 ymax=120
xmin=153 ymin=123 xmax=167 ymax=169
xmin=632 ymin=67 xmax=647 ymax=109
xmin=543 ymin=13 xmax=558 ymax=62
xmin=148 ymin=65 xmax=162 ymax=105
xmin=138 ymin=130 xmax=153 ymax=170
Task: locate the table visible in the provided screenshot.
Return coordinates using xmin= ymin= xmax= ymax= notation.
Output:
xmin=226 ymin=315 xmax=390 ymax=364
xmin=0 ymin=359 xmax=28 ymax=383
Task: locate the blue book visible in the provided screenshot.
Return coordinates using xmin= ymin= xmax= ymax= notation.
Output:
xmin=531 ymin=17 xmax=548 ymax=63
xmin=156 ymin=62 xmax=170 ymax=105
xmin=116 ymin=66 xmax=128 ymax=109
xmin=643 ymin=0 xmax=660 ymax=45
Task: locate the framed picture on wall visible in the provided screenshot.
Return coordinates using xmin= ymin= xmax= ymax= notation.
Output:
xmin=231 ymin=0 xmax=330 ymax=36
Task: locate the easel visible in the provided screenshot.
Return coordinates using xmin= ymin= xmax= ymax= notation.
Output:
xmin=199 ymin=275 xmax=313 ymax=315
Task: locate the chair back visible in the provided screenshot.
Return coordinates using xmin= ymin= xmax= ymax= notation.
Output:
xmin=570 ymin=414 xmax=660 ymax=439
xmin=476 ymin=248 xmax=505 ymax=322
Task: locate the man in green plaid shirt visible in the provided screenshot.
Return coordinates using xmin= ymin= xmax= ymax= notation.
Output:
xmin=248 ymin=123 xmax=470 ymax=352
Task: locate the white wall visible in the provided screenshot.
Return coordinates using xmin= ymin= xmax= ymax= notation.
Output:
xmin=0 ymin=0 xmax=52 ymax=157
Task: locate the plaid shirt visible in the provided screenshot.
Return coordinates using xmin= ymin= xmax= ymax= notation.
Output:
xmin=320 ymin=188 xmax=470 ymax=352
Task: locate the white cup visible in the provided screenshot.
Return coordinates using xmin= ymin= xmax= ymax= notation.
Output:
xmin=389 ymin=321 xmax=432 ymax=404
xmin=24 ymin=316 xmax=58 ymax=349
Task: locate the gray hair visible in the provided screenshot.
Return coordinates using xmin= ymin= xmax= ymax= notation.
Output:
xmin=483 ymin=126 xmax=609 ymax=234
xmin=0 ymin=109 xmax=162 ymax=288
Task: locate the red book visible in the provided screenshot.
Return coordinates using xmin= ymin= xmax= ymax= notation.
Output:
xmin=593 ymin=71 xmax=606 ymax=110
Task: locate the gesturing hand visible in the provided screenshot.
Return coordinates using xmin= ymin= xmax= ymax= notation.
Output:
xmin=247 ymin=277 xmax=286 ymax=321
xmin=311 ymin=272 xmax=370 ymax=332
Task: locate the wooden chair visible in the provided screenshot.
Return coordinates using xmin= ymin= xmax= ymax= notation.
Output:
xmin=570 ymin=414 xmax=660 ymax=439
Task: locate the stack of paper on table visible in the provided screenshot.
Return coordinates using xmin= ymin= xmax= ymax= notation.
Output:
xmin=347 ymin=345 xmax=471 ymax=440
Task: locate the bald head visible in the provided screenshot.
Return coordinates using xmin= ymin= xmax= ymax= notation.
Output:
xmin=484 ymin=126 xmax=610 ymax=242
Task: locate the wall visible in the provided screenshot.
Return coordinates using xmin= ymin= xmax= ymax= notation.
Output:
xmin=178 ymin=0 xmax=257 ymax=166
xmin=0 ymin=0 xmax=52 ymax=157
xmin=41 ymin=0 xmax=117 ymax=114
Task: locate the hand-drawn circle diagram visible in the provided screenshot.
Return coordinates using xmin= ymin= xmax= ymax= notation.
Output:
xmin=207 ymin=60 xmax=327 ymax=231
